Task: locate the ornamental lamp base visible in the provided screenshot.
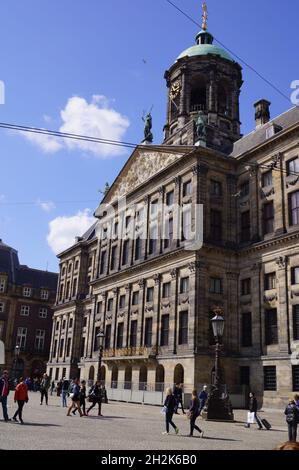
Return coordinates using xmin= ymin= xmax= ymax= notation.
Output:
xmin=202 ymin=395 xmax=235 ymax=422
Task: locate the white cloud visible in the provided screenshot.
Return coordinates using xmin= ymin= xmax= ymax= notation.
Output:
xmin=19 ymin=95 xmax=130 ymax=158
xmin=37 ymin=199 xmax=56 ymax=212
xmin=47 ymin=209 xmax=95 ymax=255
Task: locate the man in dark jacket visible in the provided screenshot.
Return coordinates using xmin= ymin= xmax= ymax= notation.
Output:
xmin=285 ymin=399 xmax=299 ymax=442
xmin=173 ymin=383 xmax=185 ymax=414
xmin=245 ymin=392 xmax=262 ymax=429
xmin=0 ymin=370 xmax=11 ymax=421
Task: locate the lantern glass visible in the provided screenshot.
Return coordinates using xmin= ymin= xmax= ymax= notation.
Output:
xmin=97 ymin=331 xmax=105 ymax=348
xmin=211 ymin=315 xmax=225 ymax=338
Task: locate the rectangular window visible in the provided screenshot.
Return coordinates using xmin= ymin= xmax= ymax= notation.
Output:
xmin=62 ymin=319 xmax=67 ymax=329
xmin=100 ymin=251 xmax=107 ymax=275
xmin=292 ymin=366 xmax=299 ymax=391
xmin=40 ymin=290 xmax=49 ymax=300
xmin=23 ymin=287 xmax=32 ymax=298
xmin=72 ymin=278 xmax=77 ymax=298
xmin=60 ymin=338 xmax=64 ymax=357
xmin=135 ymin=237 xmax=142 ymax=261
xmin=161 ymin=315 xmax=169 ymax=346
xmin=241 ymin=211 xmax=251 ymax=242
xmin=125 ymin=215 xmax=131 ymax=229
xmin=132 ymin=291 xmax=139 ymax=306
xmin=265 ymin=272 xmax=276 ymax=290
xmin=164 ymin=217 xmax=174 ymax=249
xmin=59 ymin=284 xmax=64 ymax=302
xmin=16 ymin=327 xmax=27 ymax=351
xmin=65 ymin=281 xmax=70 ymax=299
xmin=20 ymin=305 xmax=30 ymax=316
xmin=210 ymin=278 xmax=222 ymax=294
xmin=107 ymin=298 xmax=113 ymax=312
xmin=211 ymin=180 xmax=222 ymax=196
xmin=182 ymin=208 xmax=192 ymax=241
xmin=116 ymin=323 xmax=124 ymax=349
xmin=119 ymin=295 xmax=126 ymax=309
xmin=263 ymin=202 xmax=274 ymax=235
xmin=80 ymin=337 xmax=85 ymax=358
xmin=146 ymin=287 xmax=154 ymax=303
xmin=293 ymin=305 xmax=299 ymax=340
xmin=39 ymin=308 xmax=48 ymax=319
xmin=162 ymin=282 xmax=171 ymax=298
xmin=183 ymin=180 xmax=192 ymax=197
xmin=96 ymin=301 xmax=102 ymax=314
xmin=130 ymin=320 xmax=137 ymax=348
xmin=287 ymin=157 xmax=299 ymax=176
xmin=264 ymin=366 xmax=277 ymax=391
xmin=0 ymin=302 xmax=4 ymax=313
xmin=210 ymin=210 xmax=222 ymax=241
xmin=122 ymin=240 xmax=130 ymax=265
xmin=144 ymin=318 xmax=153 ymax=347
xmin=179 ymin=311 xmax=188 ymax=345
xmin=136 ymin=208 xmax=144 ymax=224
xmin=150 ymin=200 xmax=158 ymax=216
xmin=265 ymin=309 xmax=278 ymax=345
xmin=69 ymin=318 xmax=73 ymax=328
xmin=166 ymin=190 xmax=174 ymax=206
xmin=262 ymin=170 xmax=273 ymax=187
xmin=35 ymin=329 xmax=45 ymax=351
xmin=180 ymin=277 xmax=189 ymax=294
xmin=55 ymin=368 xmax=59 ymax=381
xmin=110 ymin=246 xmax=117 ymax=270
xmin=113 ymin=221 xmax=119 ymax=237
xmin=291 ymin=267 xmax=299 ymax=285
xmin=66 ymin=338 xmax=71 ymax=357
xmin=105 ymin=325 xmax=111 ymax=349
xmin=289 ymin=191 xmax=299 ymax=226
xmin=241 ymin=278 xmax=251 ymax=296
xmin=240 ymin=366 xmax=250 ymax=386
xmin=241 ymin=313 xmax=252 ymax=347
xmin=149 ymin=225 xmax=158 ymax=255
xmin=240 ymin=181 xmax=250 ymax=197
xmin=0 ymin=278 xmax=6 ymax=293
xmin=74 ymin=260 xmax=79 ymax=271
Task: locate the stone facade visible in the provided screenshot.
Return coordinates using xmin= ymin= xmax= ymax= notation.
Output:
xmin=0 ymin=240 xmax=57 ymax=377
xmin=47 ymin=24 xmax=299 ymax=408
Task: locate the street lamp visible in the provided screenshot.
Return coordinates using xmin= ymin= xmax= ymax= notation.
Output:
xmin=12 ymin=344 xmax=20 ymax=383
xmin=203 ymin=307 xmax=234 ymax=422
xmin=97 ymin=331 xmax=105 ymax=383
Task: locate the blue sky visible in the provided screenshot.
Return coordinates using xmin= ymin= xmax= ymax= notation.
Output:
xmin=0 ymin=0 xmax=297 ymax=273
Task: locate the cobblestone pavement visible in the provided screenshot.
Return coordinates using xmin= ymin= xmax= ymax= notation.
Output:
xmin=0 ymin=392 xmax=289 ymax=450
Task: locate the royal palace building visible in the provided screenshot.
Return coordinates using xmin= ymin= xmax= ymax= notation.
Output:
xmin=47 ymin=17 xmax=299 ymax=408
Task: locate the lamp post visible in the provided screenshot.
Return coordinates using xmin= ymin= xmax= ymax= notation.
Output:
xmin=12 ymin=344 xmax=20 ymax=384
xmin=96 ymin=331 xmax=105 ymax=383
xmin=203 ymin=307 xmax=234 ymax=421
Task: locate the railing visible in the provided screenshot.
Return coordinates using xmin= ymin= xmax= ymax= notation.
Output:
xmin=102 ymin=347 xmax=158 ymax=359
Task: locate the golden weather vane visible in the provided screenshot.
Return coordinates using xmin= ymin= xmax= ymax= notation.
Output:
xmin=202 ymin=2 xmax=208 ymax=31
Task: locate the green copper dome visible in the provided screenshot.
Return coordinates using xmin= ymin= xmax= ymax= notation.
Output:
xmin=177 ymin=29 xmax=234 ymax=63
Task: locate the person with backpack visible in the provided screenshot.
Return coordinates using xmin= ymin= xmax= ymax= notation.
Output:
xmin=162 ymin=388 xmax=179 ymax=435
xmin=188 ymin=389 xmax=204 ymax=437
xmin=66 ymin=378 xmax=83 ymax=417
xmin=86 ymin=381 xmax=103 ymax=416
xmin=284 ymin=398 xmax=299 ymax=442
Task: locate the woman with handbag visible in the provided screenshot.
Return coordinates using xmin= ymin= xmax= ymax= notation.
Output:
xmin=72 ymin=380 xmax=87 ymax=416
xmin=245 ymin=392 xmax=262 ymax=429
xmin=188 ymin=389 xmax=204 ymax=437
xmin=162 ymin=388 xmax=179 ymax=435
xmin=12 ymin=377 xmax=29 ymax=424
xmin=66 ymin=378 xmax=83 ymax=417
xmin=86 ymin=380 xmax=103 ymax=416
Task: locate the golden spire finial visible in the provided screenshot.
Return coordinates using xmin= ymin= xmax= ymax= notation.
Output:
xmin=202 ymin=2 xmax=208 ymax=31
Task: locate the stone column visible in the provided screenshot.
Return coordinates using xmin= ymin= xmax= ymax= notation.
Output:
xmin=124 ymin=284 xmax=131 ymax=348
xmin=169 ymin=269 xmax=179 ymax=354
xmin=138 ymin=280 xmax=146 ymax=347
xmin=188 ymin=262 xmax=197 ymax=352
xmin=153 ymin=274 xmax=161 ymax=354
xmin=87 ymin=295 xmax=97 ymax=358
xmin=276 ymin=256 xmax=291 ymax=353
xmin=112 ymin=288 xmax=119 ymax=350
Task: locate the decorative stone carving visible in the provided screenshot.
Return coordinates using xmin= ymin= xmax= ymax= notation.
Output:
xmin=112 ymin=288 xmax=118 ymax=296
xmin=117 ymin=312 xmax=125 ymax=319
xmin=291 ymin=290 xmax=299 ymax=299
xmin=125 ymin=284 xmax=131 ymax=292
xmin=174 ymin=176 xmax=180 ymax=186
xmin=264 ymin=293 xmax=278 ymax=303
xmin=261 ymin=187 xmax=275 ymax=198
xmin=130 ymin=310 xmax=139 ymax=317
xmin=286 ymin=175 xmax=299 ymax=188
xmin=145 ymin=304 xmax=154 ymax=313
xmin=105 ymin=313 xmax=112 ymax=321
xmin=276 ymin=256 xmax=287 ymax=269
xmin=138 ymin=279 xmax=145 ymax=288
xmin=251 ymin=263 xmax=261 ymax=273
xmin=179 ymin=295 xmax=189 ymax=305
xmin=153 ymin=274 xmax=160 ymax=285
xmin=161 ymin=301 xmax=171 ymax=309
xmin=170 ymin=269 xmax=177 ymax=279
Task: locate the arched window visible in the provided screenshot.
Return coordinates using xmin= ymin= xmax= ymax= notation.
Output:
xmin=218 ymin=83 xmax=229 ymax=116
xmin=111 ymin=365 xmax=118 ymax=389
xmin=139 ymin=365 xmax=148 ymax=390
xmin=174 ymin=364 xmax=184 ymax=385
xmin=190 ymin=77 xmax=207 ymax=112
xmin=124 ymin=366 xmax=132 ymax=390
xmin=155 ymin=365 xmax=165 ymax=392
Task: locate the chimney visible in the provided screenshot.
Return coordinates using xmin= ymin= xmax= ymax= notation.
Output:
xmin=254 ymin=99 xmax=271 ymax=128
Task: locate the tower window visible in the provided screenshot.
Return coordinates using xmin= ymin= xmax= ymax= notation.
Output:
xmin=190 ymin=79 xmax=207 ymax=112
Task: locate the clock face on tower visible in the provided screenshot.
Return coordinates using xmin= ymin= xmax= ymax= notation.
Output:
xmin=170 ymin=81 xmax=181 ymax=100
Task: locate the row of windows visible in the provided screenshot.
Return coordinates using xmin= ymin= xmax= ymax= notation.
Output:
xmin=241 ymin=306 xmax=299 ymax=347
xmin=61 ymin=260 xmax=80 ymax=276
xmin=239 ymin=365 xmax=299 ymax=392
xmin=16 ymin=327 xmax=46 ymax=352
xmin=52 ymin=337 xmax=72 ymax=358
xmin=58 ymin=278 xmax=78 ymax=302
xmin=241 ymin=267 xmax=299 ymax=297
xmin=19 ymin=306 xmax=48 ymax=318
xmin=55 ymin=317 xmax=73 ymax=331
xmin=0 ymin=279 xmax=49 ymax=300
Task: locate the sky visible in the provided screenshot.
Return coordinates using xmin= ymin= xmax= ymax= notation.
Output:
xmin=0 ymin=0 xmax=298 ymax=273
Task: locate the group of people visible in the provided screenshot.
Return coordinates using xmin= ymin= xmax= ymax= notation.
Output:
xmin=0 ymin=371 xmax=29 ymax=424
xmin=66 ymin=378 xmax=108 ymax=417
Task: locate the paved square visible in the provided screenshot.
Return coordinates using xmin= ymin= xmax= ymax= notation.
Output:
xmin=0 ymin=392 xmax=289 ymax=450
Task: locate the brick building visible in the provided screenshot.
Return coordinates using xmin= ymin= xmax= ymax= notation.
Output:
xmin=0 ymin=239 xmax=58 ymax=378
xmin=47 ymin=18 xmax=299 ymax=408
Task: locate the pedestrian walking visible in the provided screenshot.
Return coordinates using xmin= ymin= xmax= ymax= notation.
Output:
xmin=12 ymin=377 xmax=28 ymax=424
xmin=40 ymin=373 xmax=50 ymax=405
xmin=66 ymin=378 xmax=83 ymax=417
xmin=245 ymin=392 xmax=262 ymax=429
xmin=86 ymin=380 xmax=103 ymax=416
xmin=50 ymin=380 xmax=55 ymax=396
xmin=73 ymin=380 xmax=87 ymax=416
xmin=198 ymin=385 xmax=208 ymax=415
xmin=162 ymin=388 xmax=179 ymax=435
xmin=56 ymin=378 xmax=62 ymax=397
xmin=173 ymin=383 xmax=185 ymax=414
xmin=284 ymin=398 xmax=299 ymax=442
xmin=0 ymin=370 xmax=11 ymax=422
xmin=188 ymin=389 xmax=204 ymax=438
xmin=61 ymin=377 xmax=70 ymax=407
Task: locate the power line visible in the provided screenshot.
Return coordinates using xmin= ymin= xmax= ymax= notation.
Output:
xmin=165 ymin=0 xmax=293 ymax=105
